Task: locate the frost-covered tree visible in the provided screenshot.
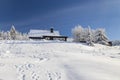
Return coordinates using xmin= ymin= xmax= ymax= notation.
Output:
xmin=0 ymin=25 xmax=29 ymax=40
xmin=0 ymin=31 xmax=5 ymax=40
xmin=22 ymin=33 xmax=29 ymax=40
xmin=94 ymin=28 xmax=109 ymax=45
xmin=86 ymin=26 xmax=94 ymax=46
xmin=0 ymin=32 xmax=3 ymax=40
xmin=6 ymin=31 xmax=11 ymax=40
xmin=8 ymin=25 xmax=29 ymax=40
xmin=72 ymin=25 xmax=89 ymax=42
xmin=72 ymin=25 xmax=83 ymax=42
xmin=72 ymin=25 xmax=109 ymax=45
xmin=9 ymin=25 xmax=29 ymax=40
xmin=10 ymin=25 xmax=17 ymax=40
xmin=112 ymin=40 xmax=120 ymax=46
xmin=15 ymin=32 xmax=29 ymax=40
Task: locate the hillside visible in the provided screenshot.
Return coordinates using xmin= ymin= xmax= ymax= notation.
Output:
xmin=0 ymin=40 xmax=120 ymax=80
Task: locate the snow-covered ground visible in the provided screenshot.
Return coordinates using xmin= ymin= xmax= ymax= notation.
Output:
xmin=0 ymin=40 xmax=120 ymax=80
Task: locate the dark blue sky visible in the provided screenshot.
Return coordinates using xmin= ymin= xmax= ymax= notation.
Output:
xmin=0 ymin=0 xmax=120 ymax=40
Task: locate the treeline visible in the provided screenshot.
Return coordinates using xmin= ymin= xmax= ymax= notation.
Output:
xmin=72 ymin=25 xmax=110 ymax=46
xmin=0 ymin=25 xmax=112 ymax=46
xmin=0 ymin=25 xmax=28 ymax=40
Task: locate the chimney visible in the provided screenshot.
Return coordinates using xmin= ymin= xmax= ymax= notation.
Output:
xmin=50 ymin=27 xmax=54 ymax=33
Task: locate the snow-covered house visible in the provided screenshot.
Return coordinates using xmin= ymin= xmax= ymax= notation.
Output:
xmin=28 ymin=28 xmax=67 ymax=41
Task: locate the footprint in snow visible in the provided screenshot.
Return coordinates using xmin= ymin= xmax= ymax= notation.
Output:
xmin=47 ymin=71 xmax=61 ymax=80
xmin=31 ymin=72 xmax=40 ymax=80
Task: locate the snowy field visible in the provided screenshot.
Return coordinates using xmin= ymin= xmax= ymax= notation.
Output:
xmin=0 ymin=40 xmax=120 ymax=80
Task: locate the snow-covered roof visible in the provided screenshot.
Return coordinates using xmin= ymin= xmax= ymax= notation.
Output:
xmin=28 ymin=29 xmax=60 ymax=37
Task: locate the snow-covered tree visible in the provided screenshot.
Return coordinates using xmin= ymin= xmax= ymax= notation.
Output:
xmin=86 ymin=26 xmax=94 ymax=46
xmin=6 ymin=31 xmax=11 ymax=40
xmin=94 ymin=28 xmax=109 ymax=45
xmin=10 ymin=25 xmax=17 ymax=40
xmin=112 ymin=40 xmax=120 ymax=46
xmin=22 ymin=33 xmax=29 ymax=40
xmin=0 ymin=31 xmax=5 ymax=40
xmin=9 ymin=25 xmax=29 ymax=40
xmin=72 ymin=25 xmax=89 ymax=42
xmin=72 ymin=25 xmax=109 ymax=45
xmin=0 ymin=32 xmax=3 ymax=40
xmin=0 ymin=25 xmax=29 ymax=40
xmin=72 ymin=25 xmax=83 ymax=42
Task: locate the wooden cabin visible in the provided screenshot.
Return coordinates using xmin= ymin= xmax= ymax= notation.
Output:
xmin=28 ymin=28 xmax=68 ymax=41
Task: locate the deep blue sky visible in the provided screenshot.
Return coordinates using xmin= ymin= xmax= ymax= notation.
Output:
xmin=0 ymin=0 xmax=120 ymax=40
